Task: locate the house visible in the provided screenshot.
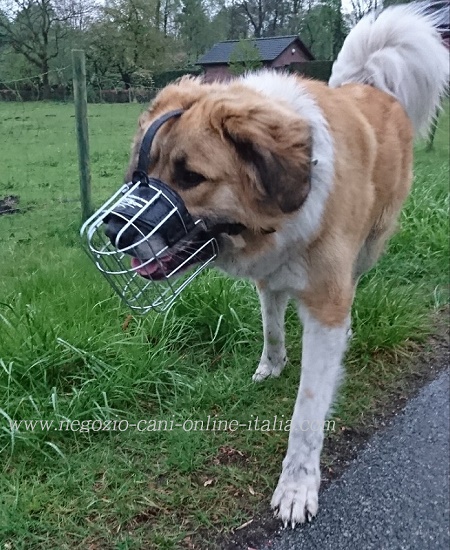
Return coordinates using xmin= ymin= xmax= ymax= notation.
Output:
xmin=197 ymin=35 xmax=314 ymax=83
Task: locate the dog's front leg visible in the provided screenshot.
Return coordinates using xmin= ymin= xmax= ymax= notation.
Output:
xmin=252 ymin=284 xmax=289 ymax=382
xmin=271 ymin=304 xmax=350 ymax=526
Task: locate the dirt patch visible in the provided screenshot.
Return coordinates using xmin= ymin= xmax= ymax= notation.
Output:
xmin=211 ymin=308 xmax=449 ymax=550
xmin=0 ymin=195 xmax=21 ymax=215
xmin=212 ymin=446 xmax=250 ymax=467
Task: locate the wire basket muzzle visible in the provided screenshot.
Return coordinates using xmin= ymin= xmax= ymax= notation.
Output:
xmin=80 ymin=178 xmax=218 ymax=313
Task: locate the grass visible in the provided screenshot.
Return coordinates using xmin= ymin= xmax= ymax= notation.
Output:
xmin=0 ymin=99 xmax=448 ymax=549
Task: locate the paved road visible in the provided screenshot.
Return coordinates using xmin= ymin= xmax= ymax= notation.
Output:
xmin=263 ymin=369 xmax=450 ymax=550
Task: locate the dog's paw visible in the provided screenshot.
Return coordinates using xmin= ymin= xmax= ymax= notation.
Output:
xmin=271 ymin=479 xmax=319 ymax=527
xmin=252 ymin=359 xmax=286 ymax=382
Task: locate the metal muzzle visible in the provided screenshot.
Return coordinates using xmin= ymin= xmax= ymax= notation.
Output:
xmin=80 ymin=110 xmax=218 ymax=313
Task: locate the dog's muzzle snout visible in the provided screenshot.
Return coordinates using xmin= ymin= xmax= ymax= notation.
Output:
xmin=102 ymin=177 xmax=195 ymax=252
xmin=104 ymin=215 xmax=138 ymax=251
xmin=80 ymin=109 xmax=219 ymax=313
xmin=80 ymin=176 xmax=218 ymax=313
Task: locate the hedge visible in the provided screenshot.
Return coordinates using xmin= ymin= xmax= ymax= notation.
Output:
xmin=289 ymin=61 xmax=333 ymax=82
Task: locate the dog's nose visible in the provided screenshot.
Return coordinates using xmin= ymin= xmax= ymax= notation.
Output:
xmin=104 ymin=215 xmax=139 ymax=250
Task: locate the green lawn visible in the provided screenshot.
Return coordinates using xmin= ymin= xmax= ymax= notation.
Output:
xmin=0 ymin=100 xmax=448 ymax=549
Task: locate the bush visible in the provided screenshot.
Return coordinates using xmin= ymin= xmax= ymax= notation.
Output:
xmin=151 ymin=67 xmax=202 ymax=89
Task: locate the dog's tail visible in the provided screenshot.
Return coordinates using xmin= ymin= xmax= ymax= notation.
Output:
xmin=329 ymin=3 xmax=449 ymax=136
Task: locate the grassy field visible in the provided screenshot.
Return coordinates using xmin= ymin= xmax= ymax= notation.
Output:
xmin=0 ymin=100 xmax=448 ymax=549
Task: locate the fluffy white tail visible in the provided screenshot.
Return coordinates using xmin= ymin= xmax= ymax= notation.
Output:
xmin=329 ymin=3 xmax=449 ymax=136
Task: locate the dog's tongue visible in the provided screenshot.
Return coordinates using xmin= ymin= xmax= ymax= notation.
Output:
xmin=131 ymin=257 xmax=161 ymax=276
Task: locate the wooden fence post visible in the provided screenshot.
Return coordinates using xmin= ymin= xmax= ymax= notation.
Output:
xmin=72 ymin=49 xmax=92 ymax=222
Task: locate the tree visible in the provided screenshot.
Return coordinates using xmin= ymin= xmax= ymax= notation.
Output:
xmin=331 ymin=0 xmax=346 ymax=58
xmin=208 ymin=1 xmax=248 ymax=40
xmin=228 ymin=38 xmax=262 ymax=75
xmin=159 ymin=0 xmax=180 ymax=36
xmin=226 ymin=2 xmax=248 ymax=38
xmin=0 ymin=1 xmax=62 ymax=97
xmin=235 ymin=0 xmax=280 ymax=37
xmin=0 ymin=0 xmax=92 ymax=96
xmin=292 ymin=0 xmax=349 ymax=61
xmin=0 ymin=0 xmax=357 ymax=93
xmin=87 ymin=0 xmax=170 ymax=88
xmin=349 ymin=0 xmax=378 ymax=23
xmin=176 ymin=0 xmax=212 ymax=61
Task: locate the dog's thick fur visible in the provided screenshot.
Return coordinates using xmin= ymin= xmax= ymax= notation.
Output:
xmin=127 ymin=4 xmax=449 ymax=525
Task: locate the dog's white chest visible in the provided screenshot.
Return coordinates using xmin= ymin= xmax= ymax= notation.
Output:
xmin=218 ymin=248 xmax=308 ymax=293
xmin=265 ymin=260 xmax=308 ymax=292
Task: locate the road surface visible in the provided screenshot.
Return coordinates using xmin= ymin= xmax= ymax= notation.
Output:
xmin=263 ymin=369 xmax=450 ymax=550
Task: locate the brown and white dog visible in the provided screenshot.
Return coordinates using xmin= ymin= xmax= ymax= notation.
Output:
xmin=125 ymin=5 xmax=448 ymax=526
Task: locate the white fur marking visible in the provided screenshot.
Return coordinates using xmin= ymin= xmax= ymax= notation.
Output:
xmin=242 ymin=71 xmax=335 ymax=246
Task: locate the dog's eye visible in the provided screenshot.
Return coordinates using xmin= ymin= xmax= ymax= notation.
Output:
xmin=173 ymin=157 xmax=205 ymax=189
xmin=180 ymin=170 xmax=205 ymax=189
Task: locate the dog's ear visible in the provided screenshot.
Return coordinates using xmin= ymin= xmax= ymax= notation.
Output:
xmin=142 ymin=76 xmax=206 ymax=125
xmin=126 ymin=77 xmax=206 ymax=182
xmin=217 ymin=95 xmax=312 ymax=214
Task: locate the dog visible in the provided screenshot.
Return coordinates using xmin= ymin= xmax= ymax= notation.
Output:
xmin=114 ymin=4 xmax=449 ymax=526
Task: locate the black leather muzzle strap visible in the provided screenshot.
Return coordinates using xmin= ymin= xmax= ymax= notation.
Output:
xmin=133 ymin=109 xmax=184 ymax=184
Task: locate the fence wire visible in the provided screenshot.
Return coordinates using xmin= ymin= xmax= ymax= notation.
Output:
xmin=0 ymin=64 xmax=157 ymax=227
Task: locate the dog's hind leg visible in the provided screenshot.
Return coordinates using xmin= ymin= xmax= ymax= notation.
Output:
xmin=253 ymin=283 xmax=289 ymax=382
xmin=354 ymin=209 xmax=400 ymax=282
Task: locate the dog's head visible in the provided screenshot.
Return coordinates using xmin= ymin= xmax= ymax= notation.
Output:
xmin=105 ymin=76 xmax=312 ymax=279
